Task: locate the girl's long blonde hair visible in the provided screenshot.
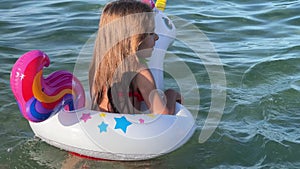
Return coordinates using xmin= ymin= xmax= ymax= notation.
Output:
xmin=89 ymin=0 xmax=154 ymax=110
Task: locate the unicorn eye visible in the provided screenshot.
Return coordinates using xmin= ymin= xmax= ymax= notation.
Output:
xmin=162 ymin=17 xmax=173 ymax=30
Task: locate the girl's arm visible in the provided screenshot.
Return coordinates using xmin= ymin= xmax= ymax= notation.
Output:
xmin=136 ymin=69 xmax=181 ymax=115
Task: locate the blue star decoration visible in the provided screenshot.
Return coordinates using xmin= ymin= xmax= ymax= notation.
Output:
xmin=114 ymin=116 xmax=132 ymax=133
xmin=98 ymin=121 xmax=108 ymax=133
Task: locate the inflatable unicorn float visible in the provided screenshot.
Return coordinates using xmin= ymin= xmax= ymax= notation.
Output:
xmin=10 ymin=0 xmax=196 ymax=161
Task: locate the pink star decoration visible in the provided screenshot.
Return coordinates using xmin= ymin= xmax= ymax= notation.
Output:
xmin=139 ymin=119 xmax=145 ymax=124
xmin=80 ymin=113 xmax=91 ymax=123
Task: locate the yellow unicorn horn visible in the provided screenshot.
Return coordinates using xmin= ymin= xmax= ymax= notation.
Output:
xmin=156 ymin=0 xmax=167 ymax=11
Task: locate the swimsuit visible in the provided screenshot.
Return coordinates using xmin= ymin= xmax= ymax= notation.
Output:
xmin=117 ymin=91 xmax=144 ymax=102
xmin=107 ymin=88 xmax=144 ymax=113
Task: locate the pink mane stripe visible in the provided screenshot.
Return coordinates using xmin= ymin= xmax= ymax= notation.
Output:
xmin=10 ymin=50 xmax=85 ymax=122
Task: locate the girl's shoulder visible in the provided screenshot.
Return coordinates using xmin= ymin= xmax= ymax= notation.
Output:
xmin=136 ymin=65 xmax=153 ymax=79
xmin=134 ymin=66 xmax=155 ymax=89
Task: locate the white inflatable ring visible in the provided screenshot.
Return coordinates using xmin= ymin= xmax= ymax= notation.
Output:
xmin=29 ymin=103 xmax=195 ymax=161
xmin=11 ymin=49 xmax=196 ymax=161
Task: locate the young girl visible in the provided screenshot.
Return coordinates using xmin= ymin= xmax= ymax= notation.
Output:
xmin=89 ymin=0 xmax=181 ymax=115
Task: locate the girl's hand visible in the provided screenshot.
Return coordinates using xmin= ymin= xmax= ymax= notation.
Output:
xmin=164 ymin=89 xmax=184 ymax=104
xmin=175 ymin=92 xmax=183 ymax=104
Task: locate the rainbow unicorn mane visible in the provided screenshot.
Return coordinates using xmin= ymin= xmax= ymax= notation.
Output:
xmin=10 ymin=50 xmax=85 ymax=122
